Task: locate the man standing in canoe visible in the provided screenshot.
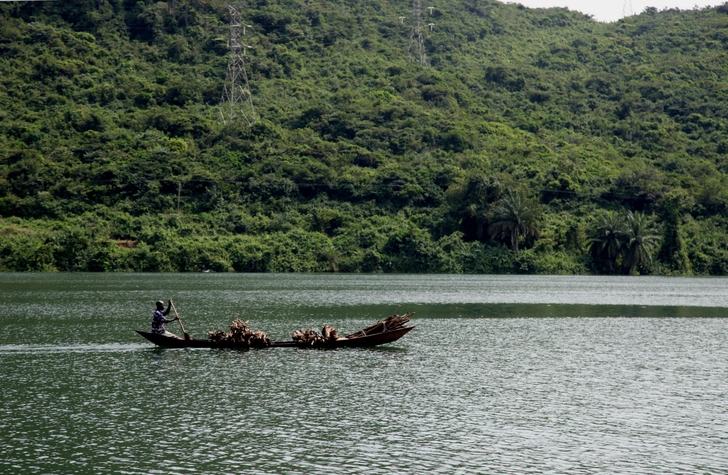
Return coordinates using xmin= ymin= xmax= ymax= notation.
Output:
xmin=152 ymin=299 xmax=179 ymax=336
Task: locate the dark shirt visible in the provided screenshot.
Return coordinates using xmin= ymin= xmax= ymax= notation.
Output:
xmin=152 ymin=309 xmax=173 ymax=334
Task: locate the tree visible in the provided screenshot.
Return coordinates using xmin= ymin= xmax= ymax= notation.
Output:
xmin=464 ymin=176 xmax=501 ymax=241
xmin=588 ymin=211 xmax=625 ymax=273
xmin=621 ymin=211 xmax=662 ymax=275
xmin=657 ymin=190 xmax=692 ymax=274
xmin=443 ymin=175 xmax=501 ymax=242
xmin=488 ymin=192 xmax=541 ymax=253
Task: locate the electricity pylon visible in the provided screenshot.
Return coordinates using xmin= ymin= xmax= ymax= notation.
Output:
xmin=622 ymin=0 xmax=634 ymax=18
xmin=220 ymin=5 xmax=256 ymax=125
xmin=407 ymin=0 xmax=427 ymax=67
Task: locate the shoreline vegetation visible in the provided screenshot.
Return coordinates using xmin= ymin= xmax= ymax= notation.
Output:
xmin=2 ymin=1 xmax=728 ymax=275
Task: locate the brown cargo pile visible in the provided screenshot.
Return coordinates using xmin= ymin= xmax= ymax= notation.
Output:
xmin=345 ymin=312 xmax=414 ymax=339
xmin=208 ymin=319 xmax=271 ymax=347
xmin=291 ymin=324 xmax=339 ymax=347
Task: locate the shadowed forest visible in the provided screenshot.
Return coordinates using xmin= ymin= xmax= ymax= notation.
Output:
xmin=2 ymin=0 xmax=728 ymax=274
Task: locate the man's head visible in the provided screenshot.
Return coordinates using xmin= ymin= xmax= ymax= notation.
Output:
xmin=156 ymin=300 xmax=165 ymax=310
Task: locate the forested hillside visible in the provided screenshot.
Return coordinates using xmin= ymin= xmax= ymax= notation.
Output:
xmin=2 ymin=0 xmax=728 ymax=274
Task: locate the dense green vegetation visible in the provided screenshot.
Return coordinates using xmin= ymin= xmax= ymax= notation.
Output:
xmin=2 ymin=0 xmax=728 ymax=274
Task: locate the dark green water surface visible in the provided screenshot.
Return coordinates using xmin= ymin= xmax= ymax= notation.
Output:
xmin=1 ymin=274 xmax=727 ymax=474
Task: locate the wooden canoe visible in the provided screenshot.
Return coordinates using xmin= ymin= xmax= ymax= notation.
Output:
xmin=135 ymin=325 xmax=414 ymax=349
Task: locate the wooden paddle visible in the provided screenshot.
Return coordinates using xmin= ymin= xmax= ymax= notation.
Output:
xmin=170 ymin=300 xmax=190 ymax=341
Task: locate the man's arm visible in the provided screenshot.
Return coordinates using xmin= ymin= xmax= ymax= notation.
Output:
xmin=163 ymin=299 xmax=178 ymax=322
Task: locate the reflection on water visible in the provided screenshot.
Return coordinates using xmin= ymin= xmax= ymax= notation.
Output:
xmin=1 ymin=274 xmax=728 ymax=474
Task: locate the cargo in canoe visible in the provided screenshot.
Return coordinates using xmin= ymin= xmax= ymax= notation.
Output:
xmin=135 ymin=323 xmax=414 ymax=349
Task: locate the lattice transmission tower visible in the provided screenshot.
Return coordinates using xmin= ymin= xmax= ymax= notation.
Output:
xmin=220 ymin=5 xmax=257 ymax=125
xmin=622 ymin=0 xmax=634 ymax=18
xmin=407 ymin=0 xmax=427 ymax=67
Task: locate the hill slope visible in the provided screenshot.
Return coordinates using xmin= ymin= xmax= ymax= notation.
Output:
xmin=2 ymin=0 xmax=728 ymax=273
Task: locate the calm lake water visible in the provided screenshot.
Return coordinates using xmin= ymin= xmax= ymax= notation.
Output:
xmin=1 ymin=273 xmax=728 ymax=474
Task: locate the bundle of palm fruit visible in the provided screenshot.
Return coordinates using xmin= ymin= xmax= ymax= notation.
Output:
xmin=207 ymin=319 xmax=271 ymax=347
xmin=291 ymin=324 xmax=339 ymax=347
xmin=344 ymin=312 xmax=415 ymax=339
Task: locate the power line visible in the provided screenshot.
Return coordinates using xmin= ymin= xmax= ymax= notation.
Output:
xmin=0 ymin=172 xmax=661 ymax=202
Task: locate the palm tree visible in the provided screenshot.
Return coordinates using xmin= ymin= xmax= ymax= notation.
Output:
xmin=488 ymin=192 xmax=541 ymax=253
xmin=621 ymin=211 xmax=662 ymax=275
xmin=466 ymin=203 xmax=488 ymax=241
xmin=588 ymin=211 xmax=626 ymax=273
